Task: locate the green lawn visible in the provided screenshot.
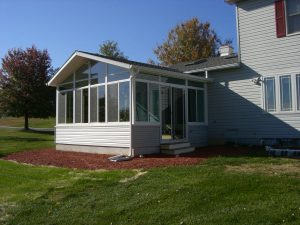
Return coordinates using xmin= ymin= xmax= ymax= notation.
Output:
xmin=1 ymin=129 xmax=300 ymax=225
xmin=0 ymin=128 xmax=54 ymax=157
xmin=0 ymin=117 xmax=55 ymax=128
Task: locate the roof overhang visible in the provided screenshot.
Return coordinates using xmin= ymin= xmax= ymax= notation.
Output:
xmin=48 ymin=51 xmax=213 ymax=87
xmin=184 ymin=62 xmax=241 ymax=74
xmin=48 ymin=51 xmax=132 ymax=87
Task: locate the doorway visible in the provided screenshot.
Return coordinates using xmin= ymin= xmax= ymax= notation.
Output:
xmin=161 ymin=86 xmax=186 ymax=142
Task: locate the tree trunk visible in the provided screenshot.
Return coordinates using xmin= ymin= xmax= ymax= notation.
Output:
xmin=24 ymin=111 xmax=29 ymax=130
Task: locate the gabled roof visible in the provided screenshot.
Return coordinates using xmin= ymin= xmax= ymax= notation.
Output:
xmin=225 ymin=0 xmax=240 ymax=4
xmin=48 ymin=51 xmax=212 ymax=87
xmin=170 ymin=55 xmax=240 ymax=74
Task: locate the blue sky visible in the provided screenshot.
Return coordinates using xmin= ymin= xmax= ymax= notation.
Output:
xmin=0 ymin=0 xmax=237 ymax=68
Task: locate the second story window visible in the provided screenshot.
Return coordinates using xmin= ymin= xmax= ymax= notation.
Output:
xmin=275 ymin=0 xmax=300 ymax=37
xmin=286 ymin=0 xmax=300 ymax=34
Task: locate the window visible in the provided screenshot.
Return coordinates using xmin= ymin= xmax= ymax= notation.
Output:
xmin=90 ymin=87 xmax=97 ymax=122
xmin=75 ymin=64 xmax=89 ymax=80
xmin=90 ymin=61 xmax=106 ymax=85
xmin=98 ymin=86 xmax=105 ymax=122
xmin=82 ymin=89 xmax=89 ymax=123
xmin=58 ymin=92 xmax=66 ymax=124
xmin=280 ymin=75 xmax=292 ymax=111
xmin=119 ymin=82 xmax=129 ymax=122
xmin=107 ymin=83 xmax=118 ymax=122
xmin=286 ymin=0 xmax=300 ymax=34
xmin=136 ymin=82 xmax=148 ymax=121
xmin=161 ymin=76 xmax=185 ymax=85
xmin=297 ymin=75 xmax=300 ymax=110
xmin=75 ymin=90 xmax=82 ymax=123
xmin=188 ymin=89 xmax=205 ymax=123
xmin=107 ymin=64 xmax=130 ymax=82
xmin=135 ymin=81 xmax=160 ymax=122
xmin=57 ymin=91 xmax=73 ymax=124
xmin=264 ymin=77 xmax=276 ymax=112
xmin=149 ymin=84 xmax=160 ymax=122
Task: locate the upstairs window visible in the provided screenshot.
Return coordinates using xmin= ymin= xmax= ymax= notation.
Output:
xmin=275 ymin=0 xmax=300 ymax=37
xmin=286 ymin=0 xmax=300 ymax=34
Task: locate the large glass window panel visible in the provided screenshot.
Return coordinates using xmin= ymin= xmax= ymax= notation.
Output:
xmin=75 ymin=64 xmax=89 ymax=80
xmin=136 ymin=73 xmax=159 ymax=81
xmin=91 ymin=61 xmax=106 ymax=84
xmin=66 ymin=91 xmax=73 ymax=123
xmin=58 ymin=92 xmax=66 ymax=124
xmin=75 ymin=80 xmax=89 ymax=88
xmin=197 ymin=90 xmax=205 ymax=122
xmin=90 ymin=87 xmax=97 ymax=122
xmin=82 ymin=89 xmax=89 ymax=123
xmin=136 ymin=82 xmax=148 ymax=121
xmin=59 ymin=83 xmax=73 ymax=91
xmin=119 ymin=82 xmax=129 ymax=122
xmin=286 ymin=0 xmax=300 ymax=34
xmin=62 ymin=74 xmax=74 ymax=83
xmin=161 ymin=76 xmax=185 ymax=85
xmin=107 ymin=83 xmax=118 ymax=122
xmin=297 ymin=75 xmax=300 ymax=110
xmin=149 ymin=83 xmax=160 ymax=122
xmin=107 ymin=71 xmax=130 ymax=82
xmin=265 ymin=77 xmax=276 ymax=112
xmin=75 ymin=90 xmax=82 ymax=123
xmin=280 ymin=76 xmax=292 ymax=111
xmin=161 ymin=86 xmax=172 ymax=140
xmin=188 ymin=89 xmax=197 ymax=122
xmin=108 ymin=64 xmax=128 ymax=75
xmin=98 ymin=86 xmax=105 ymax=122
xmin=172 ymin=88 xmax=185 ymax=139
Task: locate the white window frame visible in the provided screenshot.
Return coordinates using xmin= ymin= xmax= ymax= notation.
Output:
xmin=263 ymin=73 xmax=300 ymax=113
xmin=284 ymin=0 xmax=300 ymax=36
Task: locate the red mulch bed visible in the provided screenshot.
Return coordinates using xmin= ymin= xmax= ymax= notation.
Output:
xmin=1 ymin=146 xmax=253 ymax=170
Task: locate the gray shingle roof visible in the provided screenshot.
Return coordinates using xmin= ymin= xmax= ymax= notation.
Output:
xmin=170 ymin=55 xmax=239 ymax=73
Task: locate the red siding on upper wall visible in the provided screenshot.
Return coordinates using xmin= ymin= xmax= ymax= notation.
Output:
xmin=275 ymin=0 xmax=286 ymax=38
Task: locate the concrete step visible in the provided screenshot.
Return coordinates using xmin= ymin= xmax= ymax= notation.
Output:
xmin=161 ymin=147 xmax=195 ymax=155
xmin=160 ymin=142 xmax=191 ymax=150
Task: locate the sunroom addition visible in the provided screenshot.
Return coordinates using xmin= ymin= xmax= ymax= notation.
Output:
xmin=48 ymin=51 xmax=211 ymax=155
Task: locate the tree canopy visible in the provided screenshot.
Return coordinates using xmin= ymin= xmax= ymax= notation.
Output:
xmin=99 ymin=40 xmax=127 ymax=59
xmin=0 ymin=46 xmax=55 ymax=129
xmin=154 ymin=18 xmax=222 ymax=66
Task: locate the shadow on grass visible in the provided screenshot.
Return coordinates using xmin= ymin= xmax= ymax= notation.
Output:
xmin=22 ymin=129 xmax=54 ymax=135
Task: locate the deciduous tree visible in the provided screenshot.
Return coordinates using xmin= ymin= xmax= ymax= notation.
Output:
xmin=154 ymin=18 xmax=222 ymax=65
xmin=0 ymin=46 xmax=55 ymax=130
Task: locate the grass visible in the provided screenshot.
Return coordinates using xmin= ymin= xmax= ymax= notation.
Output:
xmin=0 ymin=128 xmax=54 ymax=157
xmin=0 ymin=117 xmax=55 ymax=128
xmin=1 ymin=129 xmax=300 ymax=225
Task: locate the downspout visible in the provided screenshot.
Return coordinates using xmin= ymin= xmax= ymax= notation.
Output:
xmin=236 ymin=5 xmax=241 ymax=63
xmin=129 ymin=67 xmax=139 ymax=156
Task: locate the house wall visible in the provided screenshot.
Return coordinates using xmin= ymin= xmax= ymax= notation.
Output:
xmin=207 ymin=0 xmax=300 ymax=145
xmin=55 ymin=124 xmax=131 ymax=155
xmin=131 ymin=125 xmax=161 ymax=155
xmin=238 ymin=0 xmax=300 ymax=73
xmin=188 ymin=125 xmax=208 ymax=146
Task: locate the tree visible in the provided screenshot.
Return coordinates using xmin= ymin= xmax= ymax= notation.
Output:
xmin=154 ymin=17 xmax=222 ymax=66
xmin=99 ymin=40 xmax=127 ymax=59
xmin=0 ymin=46 xmax=55 ymax=130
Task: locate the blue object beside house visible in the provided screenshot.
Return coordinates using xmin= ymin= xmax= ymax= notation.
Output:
xmin=48 ymin=0 xmax=300 ymax=155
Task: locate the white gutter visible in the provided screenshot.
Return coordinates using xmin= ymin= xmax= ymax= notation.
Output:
xmin=135 ymin=65 xmax=213 ymax=82
xmin=184 ymin=62 xmax=240 ymax=74
xmin=236 ymin=5 xmax=241 ymax=63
